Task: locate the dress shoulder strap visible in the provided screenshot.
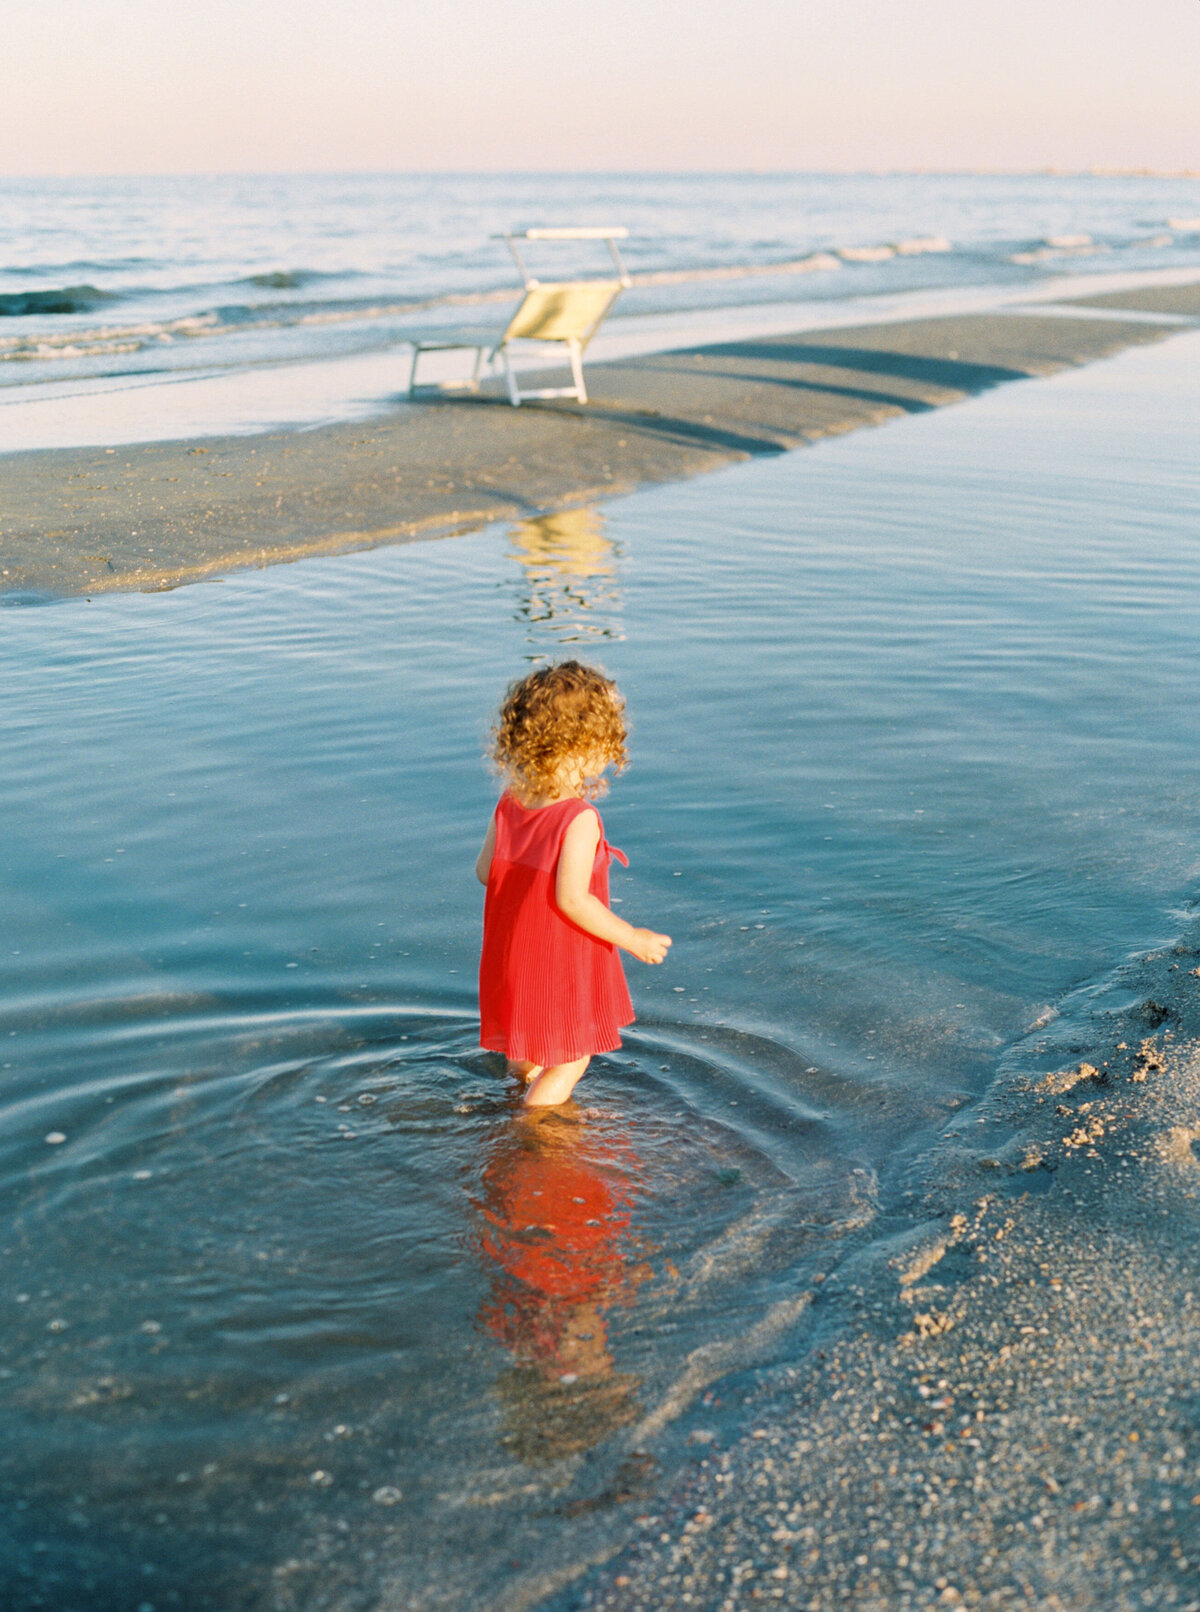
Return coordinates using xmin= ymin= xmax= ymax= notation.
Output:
xmin=558 ymin=797 xmax=599 ymax=829
xmin=492 ymin=791 xmax=603 ymax=868
xmin=558 ymin=799 xmax=629 ymax=869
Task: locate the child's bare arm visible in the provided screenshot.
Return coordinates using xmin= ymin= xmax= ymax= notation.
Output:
xmin=475 ymin=817 xmax=497 ymax=885
xmin=555 ymin=811 xmax=672 ymax=965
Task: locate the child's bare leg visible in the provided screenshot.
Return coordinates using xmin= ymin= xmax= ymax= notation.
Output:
xmin=506 ymin=1059 xmax=542 ymax=1085
xmin=522 ymin=1055 xmax=591 ymax=1108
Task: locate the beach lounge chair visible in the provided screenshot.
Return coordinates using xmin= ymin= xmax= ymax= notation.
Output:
xmin=405 ymin=228 xmax=631 ymax=406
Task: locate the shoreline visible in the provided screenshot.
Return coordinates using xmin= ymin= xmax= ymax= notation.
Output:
xmin=541 ymin=915 xmax=1200 ymax=1612
xmin=2 ymin=282 xmax=1198 ymax=601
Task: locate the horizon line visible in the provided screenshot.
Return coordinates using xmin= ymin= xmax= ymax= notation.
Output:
xmin=4 ymin=165 xmax=1200 ymax=182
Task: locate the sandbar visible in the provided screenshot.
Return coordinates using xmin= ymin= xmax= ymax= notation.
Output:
xmin=2 ymin=294 xmax=1194 ymax=600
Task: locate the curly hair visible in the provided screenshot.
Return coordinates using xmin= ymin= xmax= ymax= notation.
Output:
xmin=491 ymin=660 xmax=628 ymax=802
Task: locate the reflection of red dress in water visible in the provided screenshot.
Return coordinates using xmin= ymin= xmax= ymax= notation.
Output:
xmin=479 ymin=792 xmax=634 ymax=1067
xmin=478 ymin=1140 xmax=633 ymax=1359
xmin=475 ymin=1122 xmax=646 ymax=1461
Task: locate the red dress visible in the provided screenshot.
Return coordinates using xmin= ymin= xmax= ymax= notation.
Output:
xmin=479 ymin=792 xmax=634 ymax=1066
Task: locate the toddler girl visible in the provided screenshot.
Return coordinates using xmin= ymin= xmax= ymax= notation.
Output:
xmin=476 ymin=660 xmax=671 ymax=1108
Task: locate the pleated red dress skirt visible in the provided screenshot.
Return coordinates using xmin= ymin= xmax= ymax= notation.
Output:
xmin=479 ymin=792 xmax=634 ymax=1066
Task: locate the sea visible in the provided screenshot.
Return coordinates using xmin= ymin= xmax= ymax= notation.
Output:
xmin=2 ymin=176 xmax=1200 ymax=1609
xmin=2 ymin=171 xmax=1200 ymax=447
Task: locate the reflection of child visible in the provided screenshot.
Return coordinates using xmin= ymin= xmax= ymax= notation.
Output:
xmin=476 ymin=661 xmax=671 ymax=1107
xmin=474 ymin=1119 xmax=646 ymax=1463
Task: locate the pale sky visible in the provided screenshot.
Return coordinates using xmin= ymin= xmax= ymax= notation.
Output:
xmin=3 ymin=0 xmax=1198 ymax=175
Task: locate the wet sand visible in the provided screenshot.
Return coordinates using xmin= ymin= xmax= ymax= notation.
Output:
xmin=2 ymin=292 xmax=1196 ymax=599
xmin=546 ymin=929 xmax=1200 ymax=1612
xmin=1067 ymin=280 xmax=1200 ymax=318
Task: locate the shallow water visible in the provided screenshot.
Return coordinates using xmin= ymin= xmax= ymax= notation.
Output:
xmin=2 ymin=332 xmax=1199 ymax=1608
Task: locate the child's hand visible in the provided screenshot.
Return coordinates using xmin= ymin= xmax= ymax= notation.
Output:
xmin=628 ymin=929 xmax=672 ymax=965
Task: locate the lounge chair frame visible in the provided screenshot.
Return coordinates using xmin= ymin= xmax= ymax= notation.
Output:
xmin=405 ymin=228 xmax=631 ymax=406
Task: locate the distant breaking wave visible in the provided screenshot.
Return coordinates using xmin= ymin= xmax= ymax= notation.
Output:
xmin=0 ymin=243 xmax=951 ymax=320
xmin=0 ymin=245 xmax=939 ymax=363
xmin=0 ymin=219 xmax=1192 ymax=372
xmin=0 ymin=284 xmax=119 ymax=317
xmin=241 ymin=269 xmax=345 ymax=290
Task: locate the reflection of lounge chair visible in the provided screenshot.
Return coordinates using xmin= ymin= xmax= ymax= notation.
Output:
xmin=405 ymin=228 xmax=631 ymax=406
xmin=509 ymin=506 xmax=623 ymax=645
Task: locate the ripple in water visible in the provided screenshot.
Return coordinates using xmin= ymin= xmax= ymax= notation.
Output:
xmin=0 ymin=994 xmax=875 ymax=1609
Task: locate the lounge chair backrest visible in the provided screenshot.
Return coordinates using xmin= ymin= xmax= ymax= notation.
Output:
xmin=501 ymin=279 xmax=625 ymax=347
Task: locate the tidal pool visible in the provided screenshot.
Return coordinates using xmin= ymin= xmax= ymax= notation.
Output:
xmin=2 ymin=331 xmax=1198 ymax=1609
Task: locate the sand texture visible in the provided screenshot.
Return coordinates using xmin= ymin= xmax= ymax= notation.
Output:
xmin=1066 ymin=282 xmax=1200 ymax=318
xmin=0 ymin=308 xmax=1183 ymax=600
xmin=548 ymin=935 xmax=1200 ymax=1612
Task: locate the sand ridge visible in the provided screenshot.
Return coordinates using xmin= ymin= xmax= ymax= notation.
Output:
xmin=2 ymin=298 xmax=1194 ymax=601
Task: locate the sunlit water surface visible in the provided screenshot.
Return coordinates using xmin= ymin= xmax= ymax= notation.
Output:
xmin=2 ymin=333 xmax=1199 ymax=1609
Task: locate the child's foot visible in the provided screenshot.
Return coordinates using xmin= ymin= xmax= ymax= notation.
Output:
xmin=507 ymin=1060 xmax=542 ymax=1085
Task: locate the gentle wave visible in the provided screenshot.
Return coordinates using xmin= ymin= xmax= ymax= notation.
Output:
xmin=0 ymin=240 xmax=989 ymax=365
xmin=241 ymin=268 xmax=347 ymax=290
xmin=0 ymin=239 xmax=943 ymax=326
xmin=0 ymin=310 xmax=223 ymax=361
xmin=0 ymin=293 xmax=516 ymax=362
xmin=0 ymin=283 xmax=120 ymax=317
xmin=1007 ymin=229 xmax=1179 ymax=265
